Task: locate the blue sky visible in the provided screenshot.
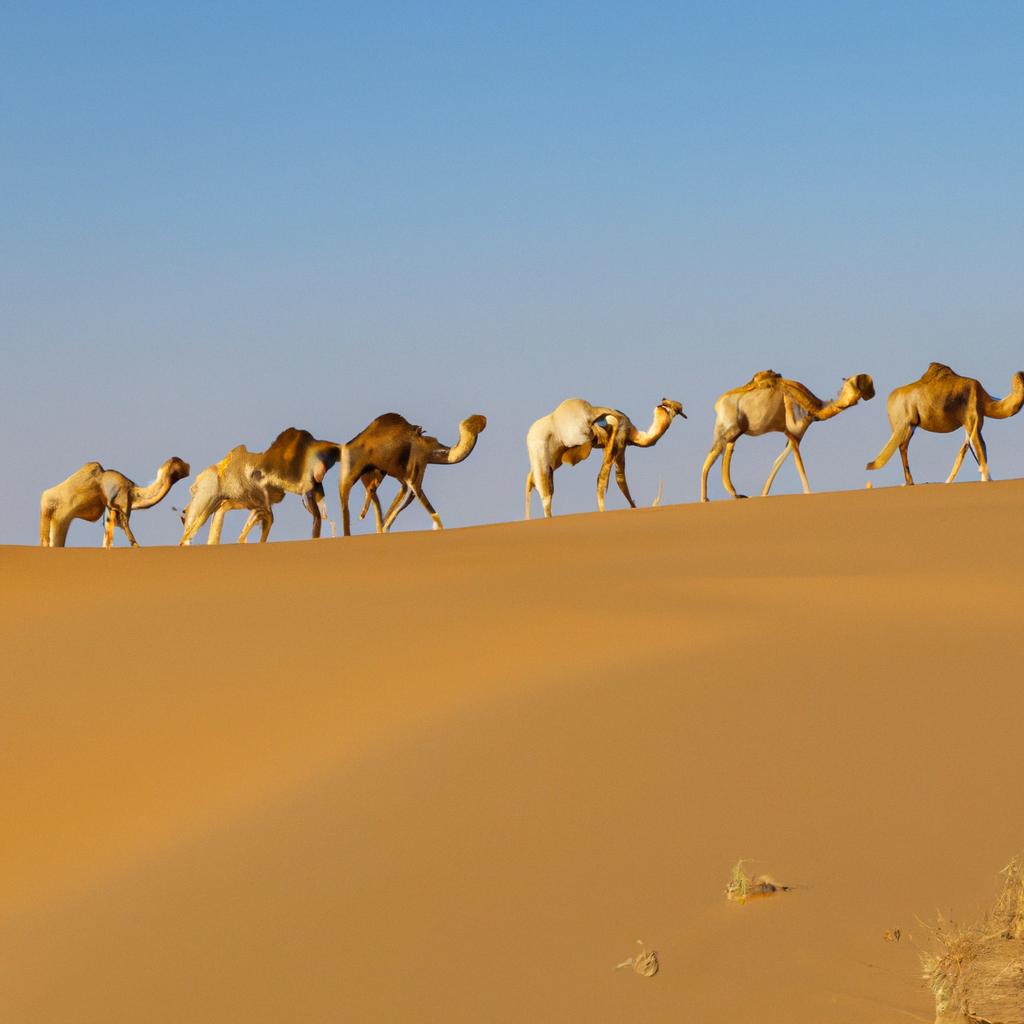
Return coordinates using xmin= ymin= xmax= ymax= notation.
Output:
xmin=3 ymin=2 xmax=1022 ymax=545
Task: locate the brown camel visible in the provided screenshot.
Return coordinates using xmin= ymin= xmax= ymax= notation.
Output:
xmin=700 ymin=370 xmax=875 ymax=501
xmin=337 ymin=413 xmax=487 ymax=536
xmin=233 ymin=428 xmax=342 ymax=540
xmin=524 ymin=397 xmax=685 ymax=518
xmin=866 ymin=362 xmax=1024 ymax=484
xmin=40 ymin=456 xmax=190 ymax=547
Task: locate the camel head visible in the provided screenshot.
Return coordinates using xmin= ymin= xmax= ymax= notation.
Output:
xmin=658 ymin=398 xmax=686 ymax=420
xmin=839 ymin=374 xmax=875 ymax=406
xmin=163 ymin=457 xmax=191 ymax=484
xmin=431 ymin=415 xmax=488 ymax=464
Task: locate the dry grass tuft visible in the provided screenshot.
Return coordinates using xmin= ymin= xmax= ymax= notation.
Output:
xmin=993 ymin=855 xmax=1024 ymax=941
xmin=725 ymin=859 xmax=792 ymax=905
xmin=922 ymin=855 xmax=1024 ymax=1024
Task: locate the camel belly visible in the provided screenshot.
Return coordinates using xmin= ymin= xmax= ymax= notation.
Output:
xmin=911 ymin=413 xmax=962 ymax=434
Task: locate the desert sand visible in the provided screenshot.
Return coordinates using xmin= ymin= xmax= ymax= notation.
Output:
xmin=2 ymin=481 xmax=1023 ymax=1022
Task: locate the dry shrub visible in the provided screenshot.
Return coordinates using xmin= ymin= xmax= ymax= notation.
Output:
xmin=725 ymin=859 xmax=792 ymax=905
xmin=922 ymin=855 xmax=1024 ymax=1024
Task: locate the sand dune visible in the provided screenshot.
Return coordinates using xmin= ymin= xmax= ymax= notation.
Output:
xmin=2 ymin=481 xmax=1023 ymax=1022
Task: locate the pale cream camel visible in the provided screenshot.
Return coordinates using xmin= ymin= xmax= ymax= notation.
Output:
xmin=40 ymin=457 xmax=190 ymax=548
xmin=700 ymin=370 xmax=875 ymax=501
xmin=525 ymin=397 xmax=685 ymax=518
xmin=866 ymin=362 xmax=1024 ymax=485
xmin=338 ymin=413 xmax=487 ymax=536
xmin=179 ymin=447 xmax=286 ymax=545
xmin=179 ymin=428 xmax=342 ymax=545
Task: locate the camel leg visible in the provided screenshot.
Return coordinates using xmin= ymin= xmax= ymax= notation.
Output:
xmin=39 ymin=507 xmax=53 ymax=547
xmin=946 ymin=434 xmax=971 ymax=483
xmin=116 ymin=508 xmax=140 ymax=547
xmin=382 ymin=484 xmax=413 ymax=532
xmin=536 ymin=466 xmax=554 ymax=518
xmin=409 ymin=481 xmax=443 ymax=530
xmin=302 ymin=489 xmax=323 ymax=539
xmin=898 ymin=430 xmax=915 ymax=486
xmin=358 ymin=474 xmax=382 ymax=528
xmin=596 ymin=443 xmax=618 ymax=511
xmin=613 ymin=453 xmax=637 ymax=508
xmin=207 ymin=506 xmax=232 ymax=545
xmin=51 ymin=517 xmax=72 ymax=548
xmin=524 ymin=471 xmax=535 ymax=520
xmin=790 ymin=438 xmax=811 ymax=494
xmin=700 ymin=441 xmax=724 ymax=502
xmin=317 ymin=496 xmax=336 ymax=538
xmin=103 ymin=508 xmax=117 ymax=549
xmin=252 ymin=505 xmax=274 ymax=542
xmin=761 ymin=441 xmax=793 ymax=496
xmin=971 ymin=427 xmax=990 ymax=481
xmin=721 ymin=441 xmax=745 ymax=499
xmin=362 ymin=485 xmax=385 ymax=532
xmin=339 ymin=476 xmax=355 ymax=537
xmin=180 ymin=512 xmax=206 ymax=546
xmin=237 ymin=510 xmax=261 ymax=543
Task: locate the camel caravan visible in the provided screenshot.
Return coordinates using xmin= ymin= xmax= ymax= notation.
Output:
xmin=39 ymin=363 xmax=1024 ymax=547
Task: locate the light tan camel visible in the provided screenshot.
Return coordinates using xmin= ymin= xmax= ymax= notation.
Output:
xmin=178 ymin=427 xmax=341 ymax=545
xmin=866 ymin=362 xmax=1024 ymax=485
xmin=179 ymin=447 xmax=285 ymax=545
xmin=700 ymin=370 xmax=875 ymax=501
xmin=338 ymin=413 xmax=487 ymax=536
xmin=525 ymin=397 xmax=685 ymax=518
xmin=40 ymin=457 xmax=190 ymax=548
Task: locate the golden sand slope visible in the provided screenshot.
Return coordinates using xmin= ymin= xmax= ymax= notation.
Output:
xmin=2 ymin=482 xmax=1023 ymax=1022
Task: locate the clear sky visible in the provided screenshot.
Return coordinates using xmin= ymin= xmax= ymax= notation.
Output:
xmin=3 ymin=1 xmax=1022 ymax=545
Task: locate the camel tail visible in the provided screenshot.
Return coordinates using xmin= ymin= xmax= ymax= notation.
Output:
xmin=651 ymin=479 xmax=664 ymax=508
xmin=524 ymin=471 xmax=534 ymax=520
xmin=866 ymin=432 xmax=901 ymax=471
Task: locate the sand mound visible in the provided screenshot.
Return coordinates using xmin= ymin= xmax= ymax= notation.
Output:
xmin=2 ymin=480 xmax=1024 ymax=1022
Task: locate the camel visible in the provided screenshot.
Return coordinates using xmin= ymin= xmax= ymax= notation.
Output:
xmin=866 ymin=362 xmax=1024 ymax=485
xmin=337 ymin=412 xmax=487 ymax=536
xmin=40 ymin=456 xmax=190 ymax=548
xmin=178 ymin=427 xmax=341 ymax=545
xmin=234 ymin=427 xmax=341 ymax=540
xmin=524 ymin=397 xmax=685 ymax=519
xmin=179 ymin=447 xmax=285 ymax=545
xmin=700 ymin=370 xmax=875 ymax=501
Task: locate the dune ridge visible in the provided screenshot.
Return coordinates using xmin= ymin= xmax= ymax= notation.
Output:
xmin=2 ymin=481 xmax=1023 ymax=1022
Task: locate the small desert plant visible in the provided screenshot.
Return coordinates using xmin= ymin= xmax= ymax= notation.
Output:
xmin=725 ymin=859 xmax=792 ymax=904
xmin=725 ymin=859 xmax=753 ymax=904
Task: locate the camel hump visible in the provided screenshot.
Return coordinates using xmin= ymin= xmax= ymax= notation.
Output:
xmin=378 ymin=413 xmax=411 ymax=427
xmin=923 ymin=362 xmax=956 ymax=380
xmin=743 ymin=369 xmax=782 ymax=390
xmin=270 ymin=427 xmax=313 ymax=447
